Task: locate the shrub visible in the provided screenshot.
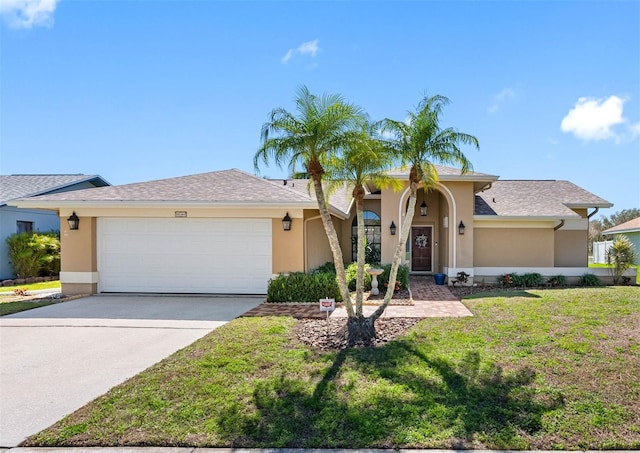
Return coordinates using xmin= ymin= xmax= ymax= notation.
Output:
xmin=345 ymin=262 xmax=372 ymax=291
xmin=497 ymin=273 xmax=515 ymax=286
xmin=377 ymin=263 xmax=409 ymax=290
xmin=521 ymin=272 xmax=544 ymax=287
xmin=312 ymin=261 xmax=336 ymax=275
xmin=266 ymin=272 xmax=342 ymax=303
xmin=6 ymin=231 xmax=60 ymax=278
xmin=547 ymin=275 xmax=567 ymax=287
xmin=579 ymin=273 xmax=600 ymax=287
xmin=606 ymin=235 xmax=637 ymax=285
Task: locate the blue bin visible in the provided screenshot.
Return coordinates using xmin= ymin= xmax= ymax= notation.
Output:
xmin=434 ymin=273 xmax=446 ymax=285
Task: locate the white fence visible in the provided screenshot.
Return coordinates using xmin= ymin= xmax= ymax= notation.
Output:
xmin=592 ymin=240 xmax=613 ymax=264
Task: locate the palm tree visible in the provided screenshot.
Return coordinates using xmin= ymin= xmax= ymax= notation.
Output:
xmin=328 ymin=124 xmax=399 ymax=342
xmin=372 ymin=94 xmax=479 ymax=319
xmin=254 ymin=86 xmax=367 ymax=317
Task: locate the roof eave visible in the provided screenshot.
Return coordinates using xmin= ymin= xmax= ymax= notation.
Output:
xmin=10 ymin=200 xmax=318 ymax=209
xmin=603 ymin=228 xmax=640 ymax=235
xmin=564 ymin=202 xmax=613 ymax=209
xmin=474 ymin=214 xmax=581 ymax=221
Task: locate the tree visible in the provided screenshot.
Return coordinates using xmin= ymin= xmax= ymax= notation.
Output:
xmin=590 ymin=208 xmax=640 ymax=248
xmin=328 ymin=123 xmax=399 ymax=342
xmin=606 ymin=235 xmax=636 ymax=285
xmin=375 ymin=94 xmax=478 ymax=319
xmin=254 ymin=85 xmax=367 ymax=318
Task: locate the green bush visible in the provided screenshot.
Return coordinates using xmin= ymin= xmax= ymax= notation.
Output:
xmin=345 ymin=262 xmax=372 ymax=291
xmin=606 ymin=235 xmax=637 ymax=285
xmin=579 ymin=273 xmax=600 ymax=287
xmin=377 ymin=263 xmax=409 ymax=290
xmin=6 ymin=231 xmax=60 ymax=278
xmin=521 ymin=272 xmax=544 ymax=287
xmin=266 ymin=272 xmax=342 ymax=303
xmin=311 ymin=261 xmax=336 ymax=274
xmin=547 ymin=275 xmax=567 ymax=287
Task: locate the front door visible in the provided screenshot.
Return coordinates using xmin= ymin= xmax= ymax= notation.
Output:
xmin=411 ymin=226 xmax=433 ymax=272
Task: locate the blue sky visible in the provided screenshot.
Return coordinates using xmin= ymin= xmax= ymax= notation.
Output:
xmin=1 ymin=0 xmax=639 ymax=214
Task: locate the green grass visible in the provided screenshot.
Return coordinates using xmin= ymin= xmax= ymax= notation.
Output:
xmin=25 ymin=287 xmax=640 ymax=450
xmin=0 ymin=300 xmax=56 ymax=316
xmin=588 ymin=263 xmax=640 ymax=284
xmin=1 ymin=280 xmax=61 ymax=291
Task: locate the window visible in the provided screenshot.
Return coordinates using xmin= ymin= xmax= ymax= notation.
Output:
xmin=17 ymin=221 xmax=34 ymax=233
xmin=351 ymin=211 xmax=381 ymax=264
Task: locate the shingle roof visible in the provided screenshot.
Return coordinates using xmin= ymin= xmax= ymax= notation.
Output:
xmin=475 ymin=180 xmax=612 ymax=218
xmin=0 ymin=174 xmax=109 ymax=205
xmin=269 ymin=179 xmax=354 ymax=215
xmin=24 ymin=169 xmax=314 ymax=205
xmin=603 ymin=217 xmax=640 ymax=235
xmin=387 ymin=164 xmax=497 ymax=180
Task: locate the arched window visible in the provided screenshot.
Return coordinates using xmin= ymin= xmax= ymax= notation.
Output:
xmin=351 ymin=211 xmax=381 ymax=264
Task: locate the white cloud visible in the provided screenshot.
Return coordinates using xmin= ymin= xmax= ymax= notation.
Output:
xmin=0 ymin=0 xmax=59 ymax=28
xmin=487 ymin=88 xmax=516 ymax=114
xmin=281 ymin=39 xmax=320 ymax=64
xmin=560 ymin=96 xmax=628 ymax=141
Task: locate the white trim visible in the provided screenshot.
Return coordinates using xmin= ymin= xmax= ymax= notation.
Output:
xmin=448 ymin=267 xmax=474 ymax=277
xmin=473 ymin=267 xmax=636 ymax=277
xmin=60 ymin=272 xmax=99 ymax=284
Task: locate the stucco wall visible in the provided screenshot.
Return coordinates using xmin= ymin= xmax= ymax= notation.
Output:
xmin=272 ymin=217 xmax=304 ymax=274
xmin=474 ymin=227 xmax=555 ymax=267
xmin=60 ymin=215 xmax=97 ymax=295
xmin=555 ymin=229 xmax=588 ymax=267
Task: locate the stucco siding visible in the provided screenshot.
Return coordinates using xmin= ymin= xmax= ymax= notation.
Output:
xmin=305 ymin=217 xmax=335 ymax=271
xmin=474 ymin=228 xmax=554 ymax=267
xmin=272 ymin=217 xmax=304 ymax=274
xmin=555 ymin=229 xmax=588 ymax=267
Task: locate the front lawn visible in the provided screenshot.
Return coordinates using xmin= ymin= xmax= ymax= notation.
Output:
xmin=0 ymin=280 xmax=61 ymax=292
xmin=25 ymin=287 xmax=640 ymax=450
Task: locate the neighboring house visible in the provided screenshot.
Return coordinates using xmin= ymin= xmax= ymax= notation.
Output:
xmin=603 ymin=217 xmax=640 ymax=265
xmin=11 ymin=166 xmax=622 ymax=295
xmin=0 ymin=174 xmax=110 ymax=279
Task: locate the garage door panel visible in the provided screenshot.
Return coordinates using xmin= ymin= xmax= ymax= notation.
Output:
xmin=98 ymin=218 xmax=272 ymax=294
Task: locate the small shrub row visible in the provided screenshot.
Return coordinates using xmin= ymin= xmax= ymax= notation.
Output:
xmin=497 ymin=272 xmax=544 ymax=288
xmin=266 ymin=272 xmax=342 ymax=303
xmin=497 ymin=272 xmax=602 ymax=287
xmin=312 ymin=261 xmax=409 ymax=291
xmin=378 ymin=263 xmax=410 ymax=290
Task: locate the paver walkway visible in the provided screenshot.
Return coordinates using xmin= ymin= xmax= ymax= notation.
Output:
xmin=243 ymin=275 xmax=472 ymax=319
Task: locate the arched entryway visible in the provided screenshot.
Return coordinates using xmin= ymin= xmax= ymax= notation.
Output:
xmin=397 ymin=183 xmax=457 ymax=274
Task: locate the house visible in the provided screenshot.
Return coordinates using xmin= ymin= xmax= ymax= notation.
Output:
xmin=0 ymin=174 xmax=110 ymax=280
xmin=603 ymin=217 xmax=640 ymax=265
xmin=11 ymin=166 xmax=622 ymax=295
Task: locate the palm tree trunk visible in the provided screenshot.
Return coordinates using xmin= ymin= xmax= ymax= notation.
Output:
xmin=310 ymin=176 xmax=354 ymax=317
xmin=355 ymin=192 xmax=366 ymax=316
xmin=370 ymin=180 xmax=418 ymax=321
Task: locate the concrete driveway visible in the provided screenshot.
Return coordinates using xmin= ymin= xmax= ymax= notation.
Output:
xmin=0 ymin=294 xmax=262 ymax=447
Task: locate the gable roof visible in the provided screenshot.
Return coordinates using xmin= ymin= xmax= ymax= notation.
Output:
xmin=603 ymin=217 xmax=640 ymax=235
xmin=0 ymin=174 xmax=110 ymax=206
xmin=475 ymin=180 xmax=612 ymax=218
xmin=268 ymin=178 xmax=354 ymax=216
xmin=387 ymin=164 xmax=498 ymax=181
xmin=14 ymin=169 xmax=317 ymax=208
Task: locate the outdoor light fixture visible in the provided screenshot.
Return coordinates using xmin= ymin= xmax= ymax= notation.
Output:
xmin=390 ymin=221 xmax=397 ymax=236
xmin=420 ymin=201 xmax=428 ymax=216
xmin=282 ymin=212 xmax=292 ymax=231
xmin=458 ymin=220 xmax=466 ymax=235
xmin=67 ymin=212 xmax=80 ymax=230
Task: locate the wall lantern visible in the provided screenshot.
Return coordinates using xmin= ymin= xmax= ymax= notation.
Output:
xmin=67 ymin=212 xmax=80 ymax=230
xmin=390 ymin=221 xmax=397 ymax=236
xmin=458 ymin=220 xmax=466 ymax=235
xmin=282 ymin=212 xmax=292 ymax=231
xmin=420 ymin=201 xmax=428 ymax=216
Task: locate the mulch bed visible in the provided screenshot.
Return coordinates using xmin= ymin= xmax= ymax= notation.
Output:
xmin=296 ymin=317 xmax=423 ymax=351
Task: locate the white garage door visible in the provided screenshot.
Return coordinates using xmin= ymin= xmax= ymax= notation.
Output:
xmin=98 ymin=218 xmax=272 ymax=294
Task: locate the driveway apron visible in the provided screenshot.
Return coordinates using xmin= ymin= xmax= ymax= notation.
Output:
xmin=0 ymin=295 xmax=262 ymax=447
